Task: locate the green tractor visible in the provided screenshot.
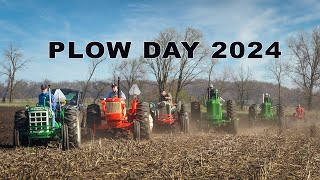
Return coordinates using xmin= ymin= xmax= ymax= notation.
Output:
xmin=248 ymin=93 xmax=285 ymax=128
xmin=191 ymin=87 xmax=239 ymax=134
xmin=13 ymin=86 xmax=84 ymax=150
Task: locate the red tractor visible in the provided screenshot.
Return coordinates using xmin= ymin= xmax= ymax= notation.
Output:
xmin=86 ymin=78 xmax=151 ymax=141
xmin=150 ymin=100 xmax=189 ymax=133
xmin=293 ymin=104 xmax=305 ymax=120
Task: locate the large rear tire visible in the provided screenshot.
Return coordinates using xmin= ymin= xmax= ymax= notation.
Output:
xmin=136 ymin=102 xmax=151 ymax=140
xmin=277 ymin=104 xmax=286 ymax=129
xmin=248 ymin=104 xmax=257 ymax=127
xmin=133 ymin=121 xmax=140 ymax=141
xmin=61 ymin=124 xmax=69 ymax=151
xmin=87 ymin=104 xmax=101 ymax=128
xmin=64 ymin=108 xmax=81 ymax=148
xmin=80 ymin=109 xmax=87 ymax=128
xmin=14 ymin=110 xmax=28 ymax=147
xmin=226 ymin=100 xmax=238 ymax=134
xmin=179 ymin=104 xmax=190 ymax=133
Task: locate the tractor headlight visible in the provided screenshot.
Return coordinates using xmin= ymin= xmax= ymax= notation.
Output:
xmin=25 ymin=105 xmax=29 ymax=110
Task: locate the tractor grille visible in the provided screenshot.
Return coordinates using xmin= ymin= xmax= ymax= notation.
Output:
xmin=29 ymin=111 xmax=49 ymax=131
xmin=106 ymin=102 xmax=121 ymax=113
xmin=159 ymin=106 xmax=168 ymax=115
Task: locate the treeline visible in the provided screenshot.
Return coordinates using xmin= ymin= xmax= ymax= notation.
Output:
xmin=0 ymin=79 xmax=310 ymax=108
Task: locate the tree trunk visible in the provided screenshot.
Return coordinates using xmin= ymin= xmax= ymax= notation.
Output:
xmin=307 ymin=91 xmax=313 ymax=110
xmin=2 ymin=79 xmax=11 ymax=103
xmin=9 ymin=77 xmax=14 ymax=103
xmin=278 ymin=83 xmax=281 ymax=105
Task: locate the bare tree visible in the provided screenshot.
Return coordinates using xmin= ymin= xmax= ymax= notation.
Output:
xmin=144 ymin=28 xmax=178 ymax=98
xmin=82 ymin=58 xmax=106 ymax=101
xmin=144 ymin=28 xmax=209 ymax=102
xmin=232 ymin=64 xmax=254 ymax=110
xmin=174 ymin=28 xmax=209 ymax=102
xmin=207 ymin=59 xmax=219 ymax=86
xmin=0 ymin=45 xmax=31 ymax=103
xmin=287 ymin=27 xmax=320 ymax=110
xmin=214 ymin=66 xmax=232 ymax=95
xmin=266 ymin=58 xmax=288 ymax=104
xmin=117 ymin=56 xmax=146 ymax=102
xmin=91 ymin=80 xmax=108 ymax=103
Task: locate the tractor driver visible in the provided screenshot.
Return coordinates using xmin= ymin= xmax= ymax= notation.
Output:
xmin=106 ymin=83 xmax=126 ymax=100
xmin=38 ymin=84 xmax=56 ymax=129
xmin=160 ymin=90 xmax=172 ymax=103
xmin=296 ymin=104 xmax=305 ymax=116
xmin=264 ymin=93 xmax=270 ymax=103
xmin=160 ymin=90 xmax=172 ymax=114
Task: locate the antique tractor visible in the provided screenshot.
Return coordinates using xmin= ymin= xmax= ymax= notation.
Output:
xmin=150 ymin=99 xmax=189 ymax=133
xmin=86 ymin=78 xmax=152 ymax=141
xmin=293 ymin=104 xmax=305 ymax=120
xmin=13 ymin=86 xmax=83 ymax=150
xmin=248 ymin=93 xmax=285 ymax=128
xmin=191 ymin=88 xmax=238 ymax=134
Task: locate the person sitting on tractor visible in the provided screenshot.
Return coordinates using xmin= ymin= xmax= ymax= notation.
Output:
xmin=106 ymin=83 xmax=126 ymax=100
xmin=295 ymin=104 xmax=305 ymax=117
xmin=160 ymin=90 xmax=172 ymax=103
xmin=38 ymin=84 xmax=56 ymax=128
xmin=160 ymin=90 xmax=172 ymax=114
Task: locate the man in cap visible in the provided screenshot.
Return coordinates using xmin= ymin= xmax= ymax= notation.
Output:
xmin=106 ymin=83 xmax=126 ymax=100
xmin=38 ymin=84 xmax=56 ymax=128
xmin=160 ymin=90 xmax=172 ymax=103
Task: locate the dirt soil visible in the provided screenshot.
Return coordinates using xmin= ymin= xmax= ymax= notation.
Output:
xmin=0 ymin=107 xmax=319 ymax=179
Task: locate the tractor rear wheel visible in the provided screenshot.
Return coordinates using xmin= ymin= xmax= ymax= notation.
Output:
xmin=179 ymin=104 xmax=190 ymax=133
xmin=13 ymin=128 xmax=20 ymax=147
xmin=226 ymin=100 xmax=238 ymax=134
xmin=277 ymin=104 xmax=286 ymax=129
xmin=248 ymin=104 xmax=257 ymax=127
xmin=61 ymin=124 xmax=69 ymax=150
xmin=14 ymin=110 xmax=28 ymax=147
xmin=136 ymin=102 xmax=151 ymax=140
xmin=64 ymin=108 xmax=81 ymax=148
xmin=80 ymin=109 xmax=87 ymax=128
xmin=87 ymin=104 xmax=101 ymax=128
xmin=133 ymin=121 xmax=141 ymax=141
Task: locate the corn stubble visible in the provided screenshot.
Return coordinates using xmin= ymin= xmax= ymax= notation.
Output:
xmin=0 ymin=107 xmax=319 ymax=179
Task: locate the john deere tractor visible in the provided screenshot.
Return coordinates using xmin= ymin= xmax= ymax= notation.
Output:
xmin=191 ymin=87 xmax=238 ymax=134
xmin=13 ymin=86 xmax=84 ymax=150
xmin=248 ymin=93 xmax=285 ymax=128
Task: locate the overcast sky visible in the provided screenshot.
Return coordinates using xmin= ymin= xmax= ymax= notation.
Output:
xmin=0 ymin=0 xmax=319 ymax=85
